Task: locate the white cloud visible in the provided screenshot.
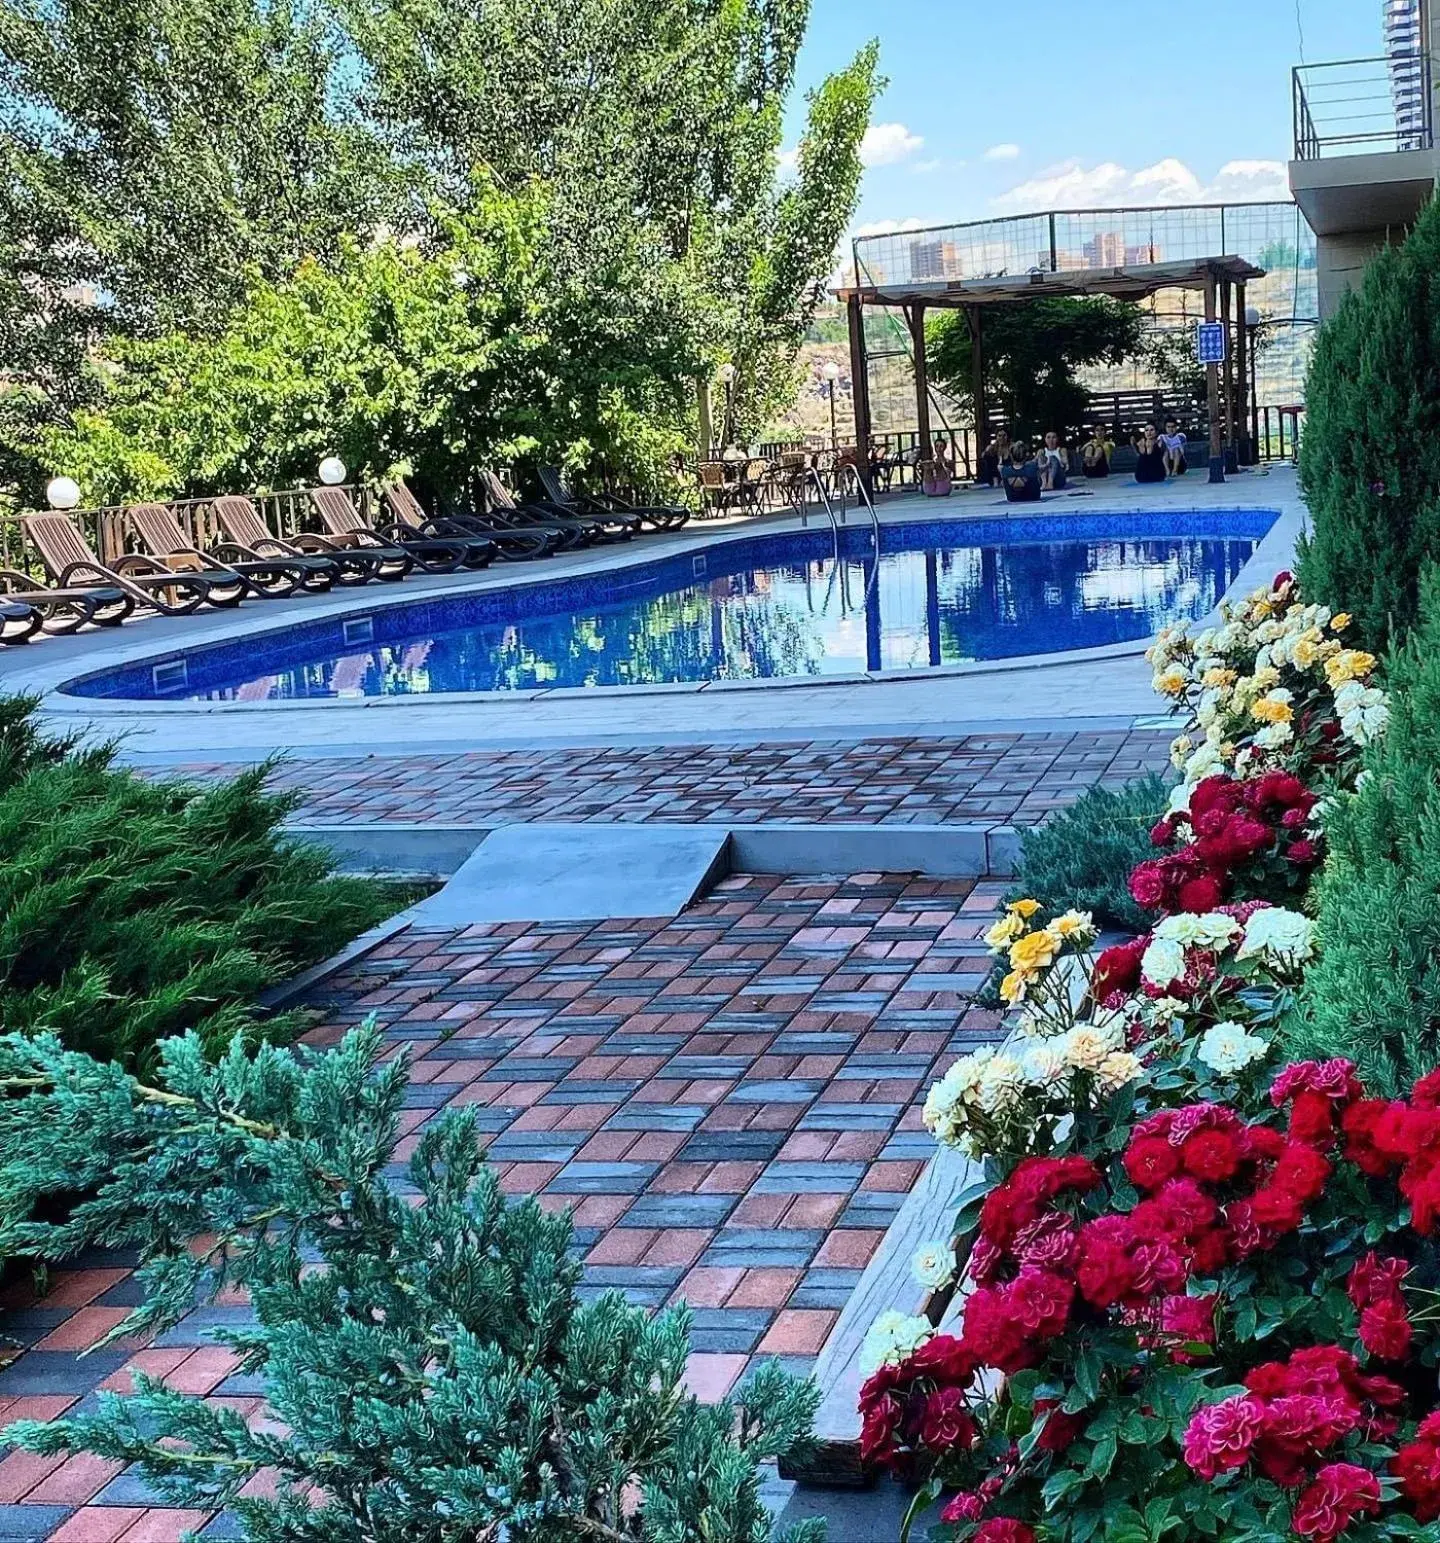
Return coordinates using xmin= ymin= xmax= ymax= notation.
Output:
xmin=777 ymin=145 xmax=799 ymax=178
xmin=851 ymin=216 xmax=931 ymax=239
xmin=911 ymin=157 xmax=945 ymax=175
xmin=989 ymin=155 xmax=1289 ymax=214
xmin=984 ymin=142 xmax=1021 ymax=161
xmin=861 ymin=122 xmax=924 ymax=167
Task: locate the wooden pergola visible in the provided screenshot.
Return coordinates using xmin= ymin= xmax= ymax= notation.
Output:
xmin=834 ymin=254 xmax=1266 ymax=485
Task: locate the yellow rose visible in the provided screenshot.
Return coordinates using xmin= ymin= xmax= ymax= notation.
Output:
xmin=1252 ymin=695 xmax=1294 ymax=725
xmin=999 ymin=970 xmax=1028 ymax=1005
xmin=1154 ymin=667 xmax=1188 ymax=697
xmin=1251 ymin=666 xmax=1281 ymax=691
xmin=1009 ymin=930 xmax=1060 ymax=973
xmin=984 ymin=913 xmax=1024 ymax=950
xmin=1325 ymin=649 xmax=1376 ymax=688
xmin=1331 ymin=613 xmax=1351 ymax=632
xmin=1051 ymin=910 xmax=1095 ymax=940
xmin=1201 ymin=667 xmax=1237 ymax=688
xmin=1006 ymin=898 xmax=1041 ymax=919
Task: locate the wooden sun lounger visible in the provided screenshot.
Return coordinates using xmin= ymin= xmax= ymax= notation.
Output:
xmin=383 ymin=481 xmax=555 ymax=563
xmin=0 ymin=599 xmax=42 ymax=643
xmin=537 ymin=465 xmax=687 ymax=531
xmin=478 ymin=470 xmax=616 ymax=550
xmin=21 ymin=512 xmax=217 ymax=616
xmin=308 ymin=485 xmax=468 ymax=576
xmin=212 ymin=496 xmax=359 ymax=588
xmin=128 ymin=504 xmax=307 ymax=601
xmin=0 ymin=568 xmax=134 ymax=633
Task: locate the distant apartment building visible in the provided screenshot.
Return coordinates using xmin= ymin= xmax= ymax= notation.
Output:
xmin=1387 ymin=0 xmax=1429 ymax=146
xmin=908 ymin=238 xmax=960 ymax=281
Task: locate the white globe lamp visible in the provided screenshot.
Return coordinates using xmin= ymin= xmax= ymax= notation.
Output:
xmin=46 ymin=476 xmax=81 ymax=510
xmin=823 ymin=361 xmax=840 ymax=382
xmin=718 ymin=363 xmax=736 ymax=384
xmin=318 ymin=456 xmax=347 ymax=486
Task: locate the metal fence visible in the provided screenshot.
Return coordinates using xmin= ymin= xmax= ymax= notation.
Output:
xmin=1293 ymin=52 xmax=1433 ymax=160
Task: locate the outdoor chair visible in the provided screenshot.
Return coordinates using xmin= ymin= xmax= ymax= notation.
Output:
xmin=212 ymin=496 xmax=360 ymax=588
xmin=309 ymin=485 xmax=468 ymax=576
xmin=127 ymin=504 xmax=305 ymax=602
xmin=383 ymin=482 xmax=556 ymax=563
xmin=21 ymin=511 xmax=219 ymax=616
xmin=478 ymin=470 xmax=618 ymax=549
xmin=697 ymin=460 xmax=732 ymax=516
xmin=536 ymin=466 xmax=688 ymax=532
xmin=508 ymin=471 xmax=637 ymax=543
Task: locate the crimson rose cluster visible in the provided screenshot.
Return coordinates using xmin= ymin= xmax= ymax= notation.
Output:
xmin=1131 ymin=769 xmax=1321 ymax=915
xmin=859 ymin=1056 xmax=1440 ymax=1541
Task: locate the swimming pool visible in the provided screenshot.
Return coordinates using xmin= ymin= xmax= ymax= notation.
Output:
xmin=67 ymin=510 xmax=1276 ymax=702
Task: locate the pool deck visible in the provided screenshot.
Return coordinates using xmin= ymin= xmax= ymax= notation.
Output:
xmin=0 ymin=465 xmax=1304 ymax=761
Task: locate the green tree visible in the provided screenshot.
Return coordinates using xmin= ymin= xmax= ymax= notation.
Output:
xmin=925 ymin=297 xmax=1146 ymax=441
xmin=1298 ymin=196 xmax=1440 ymax=653
xmin=1283 ymin=568 xmax=1440 ymax=1094
xmin=0 ymin=1023 xmax=824 ymax=1543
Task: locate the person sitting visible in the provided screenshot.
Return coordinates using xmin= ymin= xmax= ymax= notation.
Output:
xmin=1133 ymin=423 xmax=1168 ymax=484
xmin=1001 ymin=441 xmax=1042 ymax=503
xmin=1037 ymin=431 xmax=1068 ymax=491
xmin=932 ymin=434 xmax=954 ymax=477
xmin=976 ymin=428 xmax=1012 ymax=487
xmin=1160 ymin=418 xmax=1188 ymax=477
xmin=1081 ymin=427 xmax=1114 ymax=478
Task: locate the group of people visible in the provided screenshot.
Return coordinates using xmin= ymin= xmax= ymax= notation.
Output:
xmin=976 ymin=419 xmax=1191 ymax=502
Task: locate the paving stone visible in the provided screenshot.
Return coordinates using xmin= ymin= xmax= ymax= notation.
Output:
xmin=546 ymin=1162 xmax=659 ymax=1195
xmin=0 ymin=1354 xmax=129 ymax=1396
xmin=699 ymin=1230 xmax=824 ymax=1269
xmin=0 ymin=1505 xmax=74 ymax=1538
xmin=677 ymin=1131 xmax=786 ymax=1163
xmin=751 ymin=1162 xmax=864 ymax=1194
xmin=622 ymin=1195 xmax=737 ymax=1228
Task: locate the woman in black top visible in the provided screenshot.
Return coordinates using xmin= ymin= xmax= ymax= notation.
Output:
xmin=1133 ymin=424 xmax=1167 ymax=484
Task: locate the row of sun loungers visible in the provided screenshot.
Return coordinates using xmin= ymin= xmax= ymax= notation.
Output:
xmin=0 ymin=474 xmax=690 ymax=642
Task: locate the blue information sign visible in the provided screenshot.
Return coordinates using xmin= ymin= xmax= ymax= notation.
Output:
xmin=1196 ymin=321 xmax=1227 ymax=365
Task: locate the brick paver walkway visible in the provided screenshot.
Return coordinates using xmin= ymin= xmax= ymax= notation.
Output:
xmin=165 ymin=729 xmax=1171 ymax=829
xmin=0 ymin=873 xmax=1006 ymax=1541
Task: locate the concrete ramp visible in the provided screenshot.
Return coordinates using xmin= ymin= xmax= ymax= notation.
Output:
xmin=405 ymin=822 xmax=731 ymax=924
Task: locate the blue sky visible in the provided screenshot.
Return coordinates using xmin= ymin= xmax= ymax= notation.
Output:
xmin=785 ymin=0 xmax=1380 ymax=237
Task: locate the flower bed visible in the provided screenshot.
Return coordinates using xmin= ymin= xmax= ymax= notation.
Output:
xmin=853 ymin=575 xmax=1440 ymax=1543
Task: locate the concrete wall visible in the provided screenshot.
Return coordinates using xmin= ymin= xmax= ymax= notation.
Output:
xmin=1317 ymin=228 xmax=1403 ymax=316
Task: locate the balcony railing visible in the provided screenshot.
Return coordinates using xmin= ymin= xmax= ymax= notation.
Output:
xmin=1293 ymin=52 xmax=1433 ymax=160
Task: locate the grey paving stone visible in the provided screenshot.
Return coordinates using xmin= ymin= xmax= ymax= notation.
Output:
xmin=839 ymin=1192 xmax=905 ymax=1226
xmin=546 ymin=1161 xmax=659 ymax=1195
xmin=484 ymin=1132 xmax=585 ymax=1163
xmin=153 ymin=1305 xmax=256 ymax=1348
xmin=699 ymin=1230 xmax=823 ymax=1268
xmin=678 ymin=1130 xmax=786 ymax=1162
xmin=663 ymin=1056 xmax=751 ymax=1078
xmin=401 ymin=1082 xmax=465 ymax=1109
xmin=797 ymin=1104 xmax=899 ymax=1131
xmin=581 ymin=1266 xmax=685 ymax=1289
xmin=725 ymin=1080 xmax=822 ymax=1105
xmin=479 ymin=1060 xmax=576 ymax=1082
xmin=605 ymin=1105 xmax=706 ymax=1132
xmin=0 ymin=1350 xmax=128 ymax=1394
xmin=752 ymin=1162 xmax=864 ymax=1194
xmin=0 ymin=1505 xmax=74 ymax=1539
xmin=623 ymin=1194 xmax=736 ymax=1227
xmin=95 ymin=1468 xmax=172 ymax=1506
xmin=575 ymin=1283 xmax=669 ymax=1308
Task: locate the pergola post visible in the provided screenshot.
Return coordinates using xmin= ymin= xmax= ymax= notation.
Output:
xmin=1219 ymin=278 xmax=1237 ymax=472
xmin=1204 ymin=268 xmax=1225 ymax=485
xmin=1234 ymin=281 xmax=1252 ymax=466
xmin=967 ymin=305 xmax=987 ymax=464
xmin=908 ymin=303 xmax=931 ymax=467
xmin=846 ymin=292 xmax=872 ymax=490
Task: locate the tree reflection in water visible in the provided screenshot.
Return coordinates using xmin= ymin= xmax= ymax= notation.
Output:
xmin=194 ymin=534 xmax=1260 ymax=701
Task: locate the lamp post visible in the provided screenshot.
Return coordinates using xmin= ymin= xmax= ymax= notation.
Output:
xmin=45 ymin=477 xmax=81 ymax=510
xmin=718 ymin=363 xmax=736 ymax=451
xmin=823 ymin=360 xmax=840 ymax=456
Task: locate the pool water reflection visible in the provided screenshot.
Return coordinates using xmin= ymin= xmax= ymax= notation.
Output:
xmin=137 ymin=528 xmax=1262 ymax=701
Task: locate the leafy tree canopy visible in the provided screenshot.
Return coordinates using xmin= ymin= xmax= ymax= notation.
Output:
xmin=0 ymin=0 xmax=880 ymax=504
xmin=925 ymin=297 xmax=1147 ymax=442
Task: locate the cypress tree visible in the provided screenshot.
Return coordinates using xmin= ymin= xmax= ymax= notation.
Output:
xmin=1298 ymin=196 xmax=1440 ymax=653
xmin=0 ymin=1025 xmax=823 ymax=1543
xmin=1284 ymin=568 xmax=1440 ymax=1092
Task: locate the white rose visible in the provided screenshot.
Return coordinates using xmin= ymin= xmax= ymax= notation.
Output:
xmin=911 ymin=1241 xmax=957 ymax=1292
xmin=858 ymin=1311 xmax=933 ymax=1375
xmin=1141 ymin=936 xmax=1187 ymax=988
xmin=1198 ymin=1020 xmax=1270 ymax=1075
xmin=1168 ymin=780 xmax=1194 ymax=815
xmin=1237 ymin=907 xmax=1315 ymax=966
xmin=1019 ymin=1040 xmax=1070 ymax=1090
xmin=1155 ymin=911 xmax=1240 ymax=949
xmin=1254 ymin=722 xmax=1293 ymax=749
xmin=1058 ymin=1019 xmax=1125 ymax=1073
xmin=975 ymin=1053 xmax=1027 ymax=1114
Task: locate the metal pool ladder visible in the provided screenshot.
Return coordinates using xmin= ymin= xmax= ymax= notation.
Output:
xmin=800 ymin=465 xmax=882 ymax=616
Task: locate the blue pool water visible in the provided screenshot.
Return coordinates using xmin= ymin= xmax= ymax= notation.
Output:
xmin=69 ymin=511 xmax=1275 ymax=701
